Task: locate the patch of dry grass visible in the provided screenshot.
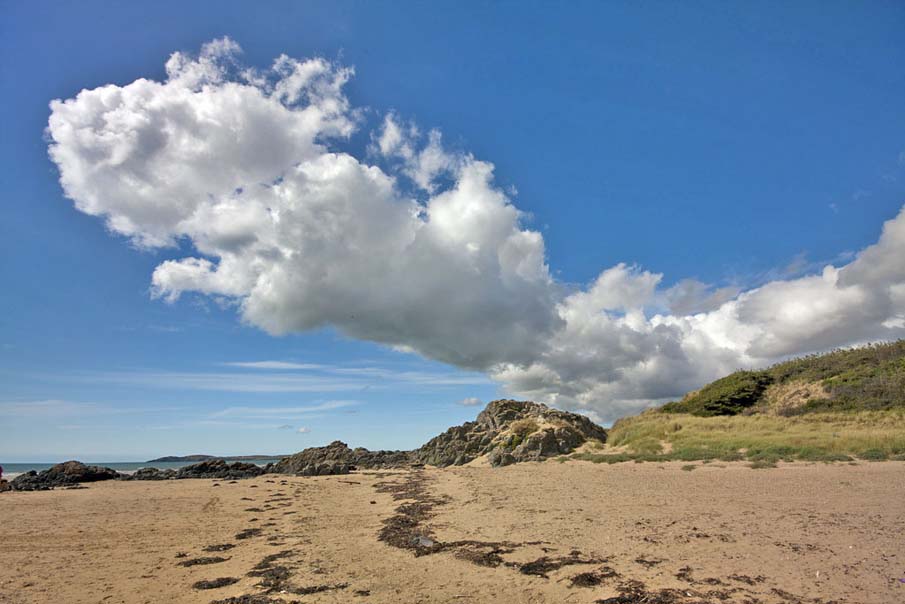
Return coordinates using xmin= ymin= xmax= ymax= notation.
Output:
xmin=509 ymin=418 xmax=539 ymax=439
xmin=588 ymin=408 xmax=905 ymax=464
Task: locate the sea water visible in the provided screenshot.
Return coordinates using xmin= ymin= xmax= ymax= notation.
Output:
xmin=0 ymin=459 xmax=279 ymax=481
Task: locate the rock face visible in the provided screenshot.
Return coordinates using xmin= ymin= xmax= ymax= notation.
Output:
xmin=272 ymin=441 xmax=413 ymax=476
xmin=10 ymin=461 xmax=122 ymax=491
xmin=415 ymin=399 xmax=607 ymax=467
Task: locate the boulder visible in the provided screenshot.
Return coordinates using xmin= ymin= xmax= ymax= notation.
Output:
xmin=10 ymin=461 xmax=122 ymax=491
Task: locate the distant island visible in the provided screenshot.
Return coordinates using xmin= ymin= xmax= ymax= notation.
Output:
xmin=146 ymin=454 xmax=289 ymax=463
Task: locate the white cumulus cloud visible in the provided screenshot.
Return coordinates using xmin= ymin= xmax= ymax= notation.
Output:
xmin=47 ymin=39 xmax=905 ymax=423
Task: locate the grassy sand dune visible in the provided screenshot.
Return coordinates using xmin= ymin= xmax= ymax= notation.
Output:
xmin=590 ymin=409 xmax=905 ymax=465
xmin=573 ymin=341 xmax=905 ymax=467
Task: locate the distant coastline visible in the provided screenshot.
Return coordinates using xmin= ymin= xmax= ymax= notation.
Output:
xmin=146 ymin=454 xmax=289 ymax=463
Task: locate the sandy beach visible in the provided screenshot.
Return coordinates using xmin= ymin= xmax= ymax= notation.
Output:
xmin=1 ymin=461 xmax=903 ymax=604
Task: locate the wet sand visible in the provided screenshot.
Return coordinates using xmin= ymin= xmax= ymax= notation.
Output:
xmin=0 ymin=461 xmax=902 ymax=604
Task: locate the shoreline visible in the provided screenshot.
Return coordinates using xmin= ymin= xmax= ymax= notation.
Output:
xmin=0 ymin=458 xmax=279 ymax=482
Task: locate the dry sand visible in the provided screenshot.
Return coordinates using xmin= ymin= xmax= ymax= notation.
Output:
xmin=0 ymin=461 xmax=903 ymax=604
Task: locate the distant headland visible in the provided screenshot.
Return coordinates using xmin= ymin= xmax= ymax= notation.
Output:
xmin=145 ymin=454 xmax=288 ymax=463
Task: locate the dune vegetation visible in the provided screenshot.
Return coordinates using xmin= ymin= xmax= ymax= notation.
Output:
xmin=570 ymin=341 xmax=905 ymax=467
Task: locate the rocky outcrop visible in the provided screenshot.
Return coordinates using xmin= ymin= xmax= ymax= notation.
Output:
xmin=272 ymin=441 xmax=414 ymax=476
xmin=415 ymin=400 xmax=607 ymax=467
xmin=122 ymin=467 xmax=177 ymax=481
xmin=351 ymin=447 xmax=415 ymax=469
xmin=10 ymin=461 xmax=122 ymax=491
xmin=273 ymin=401 xmax=606 ymax=473
xmin=174 ymin=459 xmax=267 ymax=480
xmin=119 ymin=460 xmax=265 ymax=481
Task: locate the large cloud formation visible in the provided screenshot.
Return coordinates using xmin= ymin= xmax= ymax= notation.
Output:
xmin=47 ymin=39 xmax=905 ymax=422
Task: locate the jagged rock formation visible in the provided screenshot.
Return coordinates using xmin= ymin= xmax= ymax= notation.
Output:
xmin=10 ymin=461 xmax=122 ymax=491
xmin=272 ymin=441 xmax=414 ymax=476
xmin=415 ymin=400 xmax=607 ymax=467
xmin=271 ymin=400 xmax=608 ymax=474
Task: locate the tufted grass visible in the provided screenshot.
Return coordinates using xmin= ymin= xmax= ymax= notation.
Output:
xmin=573 ymin=408 xmax=905 ymax=465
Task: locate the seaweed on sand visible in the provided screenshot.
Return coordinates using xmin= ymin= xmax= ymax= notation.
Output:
xmin=192 ymin=577 xmax=239 ymax=590
xmin=178 ymin=556 xmax=229 ymax=567
xmin=234 ymin=528 xmax=262 ymax=540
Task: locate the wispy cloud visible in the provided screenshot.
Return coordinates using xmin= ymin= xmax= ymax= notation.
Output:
xmin=0 ymin=399 xmax=105 ymax=417
xmin=296 ymin=426 xmax=311 ymax=434
xmin=56 ymin=360 xmax=490 ymax=394
xmin=226 ymin=361 xmax=326 ymax=370
xmin=211 ymin=400 xmax=357 ymax=419
xmin=79 ymin=371 xmax=364 ymax=393
xmin=226 ymin=360 xmax=491 ymax=385
xmin=0 ymin=399 xmax=182 ymax=418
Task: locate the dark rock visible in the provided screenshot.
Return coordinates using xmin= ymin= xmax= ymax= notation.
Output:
xmin=124 ymin=467 xmax=177 ymax=481
xmin=121 ymin=460 xmax=264 ymax=481
xmin=350 ymin=447 xmax=414 ymax=469
xmin=486 ymin=450 xmax=516 ymax=467
xmin=10 ymin=461 xmax=122 ymax=491
xmin=175 ymin=459 xmax=266 ymax=480
xmin=272 ymin=441 xmax=412 ymax=476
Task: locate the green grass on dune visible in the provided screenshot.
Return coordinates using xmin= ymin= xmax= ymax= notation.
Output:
xmin=570 ymin=342 xmax=905 ymax=467
xmin=661 ymin=370 xmax=772 ymax=416
xmin=660 ymin=341 xmax=905 ymax=417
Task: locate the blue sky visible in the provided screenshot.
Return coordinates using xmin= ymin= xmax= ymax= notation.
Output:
xmin=2 ymin=1 xmax=904 ymax=461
